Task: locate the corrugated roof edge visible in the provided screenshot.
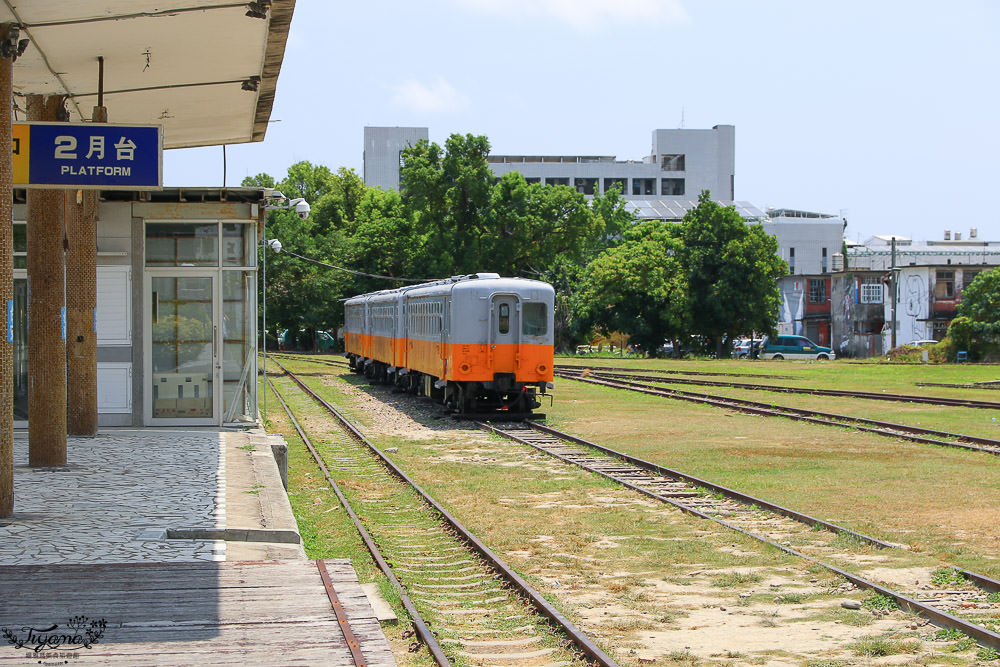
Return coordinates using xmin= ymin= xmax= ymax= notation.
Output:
xmin=252 ymin=0 xmax=296 ymax=143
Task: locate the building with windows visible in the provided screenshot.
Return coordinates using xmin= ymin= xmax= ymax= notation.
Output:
xmin=760 ymin=209 xmax=847 ymax=346
xmin=364 ymin=126 xmax=429 ymax=191
xmin=364 ymin=125 xmax=736 ymax=202
xmin=831 ymin=230 xmax=1000 ymax=357
xmin=11 ymin=187 xmax=267 ymax=427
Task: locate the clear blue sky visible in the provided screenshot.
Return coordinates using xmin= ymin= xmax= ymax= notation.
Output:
xmin=164 ymin=0 xmax=999 ymax=243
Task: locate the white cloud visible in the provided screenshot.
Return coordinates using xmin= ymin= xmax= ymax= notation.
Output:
xmin=390 ymin=76 xmax=471 ymax=114
xmin=454 ymin=0 xmax=689 ymax=31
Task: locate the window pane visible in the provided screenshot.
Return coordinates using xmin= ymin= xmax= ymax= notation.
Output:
xmin=522 ymin=302 xmax=547 ymax=336
xmin=222 ymin=223 xmax=250 ymax=266
xmin=498 ymin=303 xmax=510 ymax=334
xmin=145 ymin=223 xmax=219 ymax=266
xmin=12 ymin=223 xmax=25 ymax=252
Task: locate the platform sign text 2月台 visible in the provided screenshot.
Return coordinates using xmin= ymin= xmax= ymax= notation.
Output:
xmin=13 ymin=122 xmax=162 ymax=190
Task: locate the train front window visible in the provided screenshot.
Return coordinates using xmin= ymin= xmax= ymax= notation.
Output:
xmin=522 ymin=302 xmax=547 ymax=336
xmin=498 ymin=303 xmax=510 ymax=334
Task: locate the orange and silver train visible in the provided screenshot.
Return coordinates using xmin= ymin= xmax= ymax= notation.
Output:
xmin=344 ymin=273 xmax=554 ymax=414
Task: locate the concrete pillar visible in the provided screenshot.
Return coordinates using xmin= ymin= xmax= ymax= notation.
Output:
xmin=65 ymin=186 xmax=97 ymax=435
xmin=65 ymin=104 xmax=105 ymax=436
xmin=0 ymin=28 xmax=14 ymax=515
xmin=26 ymin=94 xmax=67 ymax=467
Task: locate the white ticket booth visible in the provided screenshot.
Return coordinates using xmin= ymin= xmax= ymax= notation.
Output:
xmin=13 ymin=187 xmax=263 ymax=428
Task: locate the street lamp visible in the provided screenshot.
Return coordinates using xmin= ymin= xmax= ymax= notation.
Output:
xmin=260 ymin=237 xmax=282 ymax=427
xmin=260 ymin=190 xmax=308 ymax=430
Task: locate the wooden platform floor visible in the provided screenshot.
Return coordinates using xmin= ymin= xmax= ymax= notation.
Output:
xmin=0 ymin=559 xmax=396 ymax=666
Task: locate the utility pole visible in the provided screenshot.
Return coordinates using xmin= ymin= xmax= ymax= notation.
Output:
xmin=66 ymin=57 xmax=106 ymax=436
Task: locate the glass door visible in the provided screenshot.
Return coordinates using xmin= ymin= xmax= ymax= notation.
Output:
xmin=13 ymin=278 xmax=27 ymax=425
xmin=145 ymin=272 xmax=219 ymax=425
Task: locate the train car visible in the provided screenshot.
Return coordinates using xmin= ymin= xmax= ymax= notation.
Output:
xmin=344 ymin=273 xmax=554 ymax=415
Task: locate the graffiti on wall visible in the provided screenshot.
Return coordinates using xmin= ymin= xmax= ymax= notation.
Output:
xmin=839 ymin=280 xmax=855 ymax=355
xmin=904 ymin=273 xmax=928 ymax=339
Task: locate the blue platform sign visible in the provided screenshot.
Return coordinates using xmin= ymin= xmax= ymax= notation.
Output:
xmin=13 ymin=122 xmax=162 ymax=190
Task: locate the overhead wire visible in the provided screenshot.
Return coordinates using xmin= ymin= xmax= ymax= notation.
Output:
xmin=276 ymin=248 xmax=434 ymax=283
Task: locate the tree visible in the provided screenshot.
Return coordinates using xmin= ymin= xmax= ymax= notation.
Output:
xmin=343 ymin=187 xmax=423 ymax=294
xmin=947 ymin=268 xmax=1000 ymax=359
xmin=486 ymin=173 xmax=604 ymax=276
xmin=588 ymin=182 xmax=633 ymax=253
xmin=675 ymin=191 xmax=786 ymax=356
xmin=399 ymin=134 xmax=493 ymax=275
xmin=245 ymin=163 xmax=354 ymax=349
xmin=575 ymin=221 xmax=689 ymax=356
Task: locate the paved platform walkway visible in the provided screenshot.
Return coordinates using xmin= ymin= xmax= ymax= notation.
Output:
xmin=0 ymin=428 xmax=303 ymax=564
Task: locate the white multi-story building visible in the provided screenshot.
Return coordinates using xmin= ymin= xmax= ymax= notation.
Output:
xmin=363 ymin=126 xmax=430 ymax=191
xmin=364 ymin=125 xmax=735 ymax=202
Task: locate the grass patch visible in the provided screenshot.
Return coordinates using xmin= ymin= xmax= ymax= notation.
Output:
xmin=934 ymin=627 xmax=967 ymax=642
xmin=932 ymin=567 xmax=967 ymax=587
xmin=861 ymin=592 xmax=897 ymax=611
xmin=849 ymin=634 xmax=921 ymax=656
xmin=711 ymin=571 xmax=763 ymax=587
xmin=979 ymin=646 xmax=1000 ymax=661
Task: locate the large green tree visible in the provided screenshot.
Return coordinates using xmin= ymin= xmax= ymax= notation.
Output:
xmin=575 ymin=221 xmax=689 ymax=356
xmin=399 ymin=134 xmax=608 ymax=282
xmin=399 ymin=134 xmax=493 ymax=275
xmin=947 ymin=268 xmax=1000 ymax=359
xmin=486 ymin=173 xmax=604 ymax=275
xmin=675 ymin=192 xmax=786 ymax=355
xmin=243 ymin=163 xmax=354 ymax=349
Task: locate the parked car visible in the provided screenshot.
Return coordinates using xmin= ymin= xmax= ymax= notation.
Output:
xmin=909 ymin=339 xmax=938 ymax=347
xmin=279 ymin=329 xmax=337 ymax=352
xmin=759 ymin=335 xmax=835 ymax=361
xmin=732 ymin=338 xmax=761 ymax=359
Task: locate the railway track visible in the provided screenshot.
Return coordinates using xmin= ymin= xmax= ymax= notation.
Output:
xmin=919 ymin=380 xmax=1000 ymax=390
xmin=561 ymin=368 xmax=1000 ymax=410
xmin=555 ymin=363 xmax=793 ymax=380
xmin=266 ymin=358 xmax=617 ymax=667
xmin=556 ymin=370 xmax=1000 ymax=456
xmin=479 ymin=420 xmax=1000 ymax=650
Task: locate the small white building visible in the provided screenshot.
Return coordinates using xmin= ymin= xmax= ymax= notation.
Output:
xmin=13 ymin=187 xmax=267 ymax=427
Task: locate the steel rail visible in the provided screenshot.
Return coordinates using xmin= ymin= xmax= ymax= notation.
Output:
xmin=556 ymin=371 xmax=1000 ymax=455
xmin=505 ymin=421 xmax=1000 ymax=592
xmin=555 ymin=362 xmax=792 ymax=380
xmin=316 ymin=559 xmax=368 ymax=667
xmin=565 ymin=368 xmax=1000 ymax=410
xmin=477 ymin=422 xmax=1000 ymax=650
xmin=270 ymin=359 xmax=619 ymax=667
xmin=919 ymin=381 xmax=1000 ymax=390
xmin=265 ymin=376 xmax=452 ymax=667
xmin=519 ymin=421 xmax=895 ymax=548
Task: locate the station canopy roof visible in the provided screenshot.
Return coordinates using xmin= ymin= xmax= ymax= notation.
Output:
xmin=5 ymin=1 xmax=294 ymax=149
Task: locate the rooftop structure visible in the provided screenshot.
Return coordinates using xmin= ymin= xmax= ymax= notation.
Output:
xmin=364 ymin=125 xmax=736 ymax=201
xmin=626 ymin=199 xmax=765 ymax=221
